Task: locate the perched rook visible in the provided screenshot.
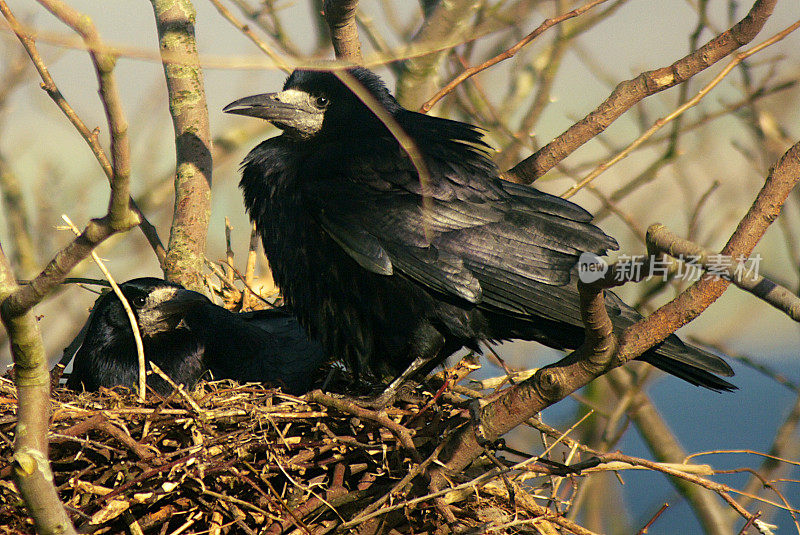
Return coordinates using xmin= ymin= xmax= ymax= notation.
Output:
xmin=224 ymin=67 xmax=734 ymax=404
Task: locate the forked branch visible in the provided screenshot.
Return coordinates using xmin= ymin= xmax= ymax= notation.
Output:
xmin=430 ymin=139 xmax=800 ymax=501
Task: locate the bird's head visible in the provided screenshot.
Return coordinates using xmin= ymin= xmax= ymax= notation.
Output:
xmin=223 ymin=67 xmax=400 ymax=141
xmin=99 ymin=278 xmax=210 ymax=337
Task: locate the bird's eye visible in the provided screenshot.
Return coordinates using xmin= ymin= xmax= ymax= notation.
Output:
xmin=130 ymin=295 xmax=147 ymax=308
xmin=315 ymin=96 xmax=329 ymax=108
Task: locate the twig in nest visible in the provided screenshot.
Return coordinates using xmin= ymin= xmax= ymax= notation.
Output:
xmin=149 ymin=362 xmax=205 ymax=416
xmin=57 ymin=414 xmax=154 ymax=460
xmin=308 ymin=390 xmax=421 ymax=464
xmin=219 ymin=259 xmax=275 ymax=309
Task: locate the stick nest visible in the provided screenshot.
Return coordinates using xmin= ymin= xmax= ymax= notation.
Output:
xmin=0 ymin=371 xmax=581 ymax=535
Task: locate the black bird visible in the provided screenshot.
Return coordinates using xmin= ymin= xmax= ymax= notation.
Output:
xmin=224 ymin=67 xmax=734 ymax=402
xmin=65 ymin=278 xmax=327 ymax=396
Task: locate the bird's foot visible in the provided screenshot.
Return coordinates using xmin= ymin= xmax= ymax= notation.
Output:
xmin=356 ymin=389 xmax=397 ymax=410
xmin=364 ymin=380 xmax=424 ymax=409
xmin=346 ymin=354 xmax=435 ymax=409
xmin=327 ymin=380 xmax=422 ymax=410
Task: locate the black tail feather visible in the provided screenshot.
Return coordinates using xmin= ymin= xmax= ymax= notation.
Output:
xmin=640 ymin=349 xmax=737 ymax=392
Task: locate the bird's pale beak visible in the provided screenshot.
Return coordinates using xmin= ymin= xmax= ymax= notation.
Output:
xmin=223 ymin=93 xmax=300 ymax=122
xmin=156 ymin=288 xmax=208 ymax=315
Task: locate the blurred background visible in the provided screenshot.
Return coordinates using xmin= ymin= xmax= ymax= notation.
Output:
xmin=1 ymin=0 xmax=799 ymax=532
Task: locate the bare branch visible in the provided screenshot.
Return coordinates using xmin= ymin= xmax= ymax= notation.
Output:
xmin=0 ymin=246 xmax=77 ymax=535
xmin=606 ymin=371 xmax=733 ymax=533
xmin=738 ymin=392 xmax=800 ymax=513
xmin=224 ymin=216 xmax=235 ymax=285
xmin=3 ymin=217 xmax=130 ymax=317
xmin=323 ymin=0 xmax=362 ymax=62
xmin=242 ymin=222 xmax=258 ymax=309
xmin=150 ymin=0 xmax=213 ymax=292
xmin=208 ymin=0 xmax=291 ymax=72
xmin=619 ymin=140 xmax=800 ymax=360
xmin=0 ymin=4 xmax=155 ymax=530
xmin=61 ymin=215 xmax=147 ymax=401
xmin=0 ymin=156 xmax=37 ymax=276
xmin=308 ymin=389 xmax=421 ymax=464
xmin=560 ymin=18 xmax=800 ymax=199
xmin=507 ymin=0 xmax=778 ymax=183
xmin=36 ymin=0 xmax=139 ymax=229
xmin=648 ymin=224 xmax=800 ymax=322
xmin=420 ymin=0 xmax=608 ymax=113
xmin=395 ymin=0 xmax=482 ymax=110
xmin=0 ymin=3 xmax=144 ymax=316
xmin=598 ymin=451 xmax=759 ymax=524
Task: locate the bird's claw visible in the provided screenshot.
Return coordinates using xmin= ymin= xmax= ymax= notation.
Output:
xmin=358 ymin=390 xmax=397 ymax=410
xmin=326 ymin=380 xmax=422 ymax=410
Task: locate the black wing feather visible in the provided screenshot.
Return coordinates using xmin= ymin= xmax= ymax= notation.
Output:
xmin=302 ymin=135 xmax=617 ymax=312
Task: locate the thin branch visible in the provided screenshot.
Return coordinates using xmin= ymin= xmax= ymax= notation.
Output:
xmin=598 ymin=81 xmax=796 ymax=210
xmin=0 ymin=5 xmax=556 ymax=72
xmin=598 ymin=452 xmax=758 ymax=524
xmin=61 ymin=214 xmax=147 ymax=401
xmin=0 ymin=4 xmax=151 ymax=530
xmin=560 ymin=19 xmax=800 ymax=198
xmin=217 ymin=259 xmax=274 ymax=308
xmin=738 ymin=392 xmax=800 ymax=517
xmin=687 ymin=180 xmax=721 ymax=242
xmin=420 ymin=0 xmax=608 ymax=113
xmin=224 ymin=0 xmax=306 ymax=57
xmin=496 ymin=21 xmax=570 ymax=171
xmin=56 ymin=414 xmax=154 ymax=461
xmin=33 ymin=0 xmax=132 ymax=226
xmin=1 ymin=217 xmax=127 ymax=317
xmin=637 ymin=503 xmax=670 ymax=534
xmin=0 ymin=155 xmax=38 ymax=276
xmin=507 ymin=0 xmax=778 ymax=182
xmin=394 ymin=0 xmax=483 ymax=110
xmin=224 ymin=217 xmax=235 ymax=285
xmin=0 ymin=2 xmax=143 ymax=317
xmin=307 ymin=389 xmax=421 ymax=464
xmin=606 ymin=371 xmax=732 ymax=533
xmin=618 ymin=140 xmax=800 ymax=360
xmin=341 ymin=411 xmax=595 ymax=530
xmin=0 ymin=16 xmax=289 ymax=69
xmin=207 ymin=0 xmax=291 ymax=72
xmin=648 ymin=224 xmax=800 ymax=322
xmin=242 ymin=222 xmax=258 ymax=309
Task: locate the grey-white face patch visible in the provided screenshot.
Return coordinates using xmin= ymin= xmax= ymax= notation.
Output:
xmin=135 ymin=286 xmax=185 ymax=336
xmin=272 ymin=89 xmax=326 ymax=138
